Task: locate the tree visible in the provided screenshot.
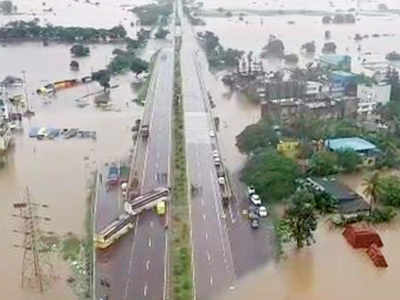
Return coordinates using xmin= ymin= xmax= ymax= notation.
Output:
xmin=70 ymin=44 xmax=90 ymax=57
xmin=70 ymin=60 xmax=79 ymax=70
xmin=130 ymin=57 xmax=149 ymax=76
xmin=236 ymin=120 xmax=279 ymax=154
xmin=385 ymin=51 xmax=400 ymax=61
xmin=284 ymin=53 xmax=299 ymax=64
xmin=324 ymin=30 xmax=331 ymax=39
xmin=362 ymin=172 xmax=380 ymax=210
xmin=333 ymin=14 xmax=345 ymax=24
xmin=337 ymin=149 xmax=361 ymax=173
xmin=322 ymin=42 xmax=336 ymax=53
xmin=344 ymin=14 xmax=356 ymax=23
xmin=279 ymin=190 xmax=317 ymax=249
xmin=154 ymin=27 xmax=169 ymax=39
xmin=310 ymin=151 xmax=338 ymax=176
xmin=92 ymin=69 xmax=110 ymax=92
xmin=241 ymin=149 xmax=300 ymax=203
xmin=376 ymin=175 xmax=400 ymax=207
xmin=322 ymin=15 xmax=332 ymax=24
xmin=261 ymin=35 xmax=285 ymax=58
xmin=0 ymin=1 xmax=13 ymax=14
xmin=301 ymin=41 xmax=316 ymax=54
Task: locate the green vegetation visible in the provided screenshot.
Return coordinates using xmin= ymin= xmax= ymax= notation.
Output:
xmin=284 ymin=53 xmax=299 ymax=63
xmin=0 ymin=0 xmax=15 ymax=14
xmin=236 ymin=120 xmax=279 ymax=154
xmin=170 ymin=37 xmax=193 ymax=300
xmin=62 ymin=234 xmax=81 ymax=261
xmin=132 ymin=1 xmax=173 ymax=26
xmin=0 ymin=20 xmax=127 ymax=42
xmin=337 ymin=149 xmax=362 ymax=173
xmin=301 ymin=41 xmax=316 ymax=53
xmin=322 ymin=41 xmax=337 ymax=53
xmin=261 ymin=36 xmax=285 ymax=58
xmin=70 ymin=44 xmax=90 ymax=57
xmin=241 ymin=149 xmax=300 ymax=203
xmin=197 ymin=31 xmax=244 ymax=69
xmin=155 ymin=27 xmax=170 ymax=39
xmin=310 ymin=151 xmax=338 ymax=176
xmin=375 ymin=175 xmax=400 ymax=207
xmin=278 ymin=190 xmax=318 ymax=249
xmin=92 ymin=69 xmax=111 ymax=92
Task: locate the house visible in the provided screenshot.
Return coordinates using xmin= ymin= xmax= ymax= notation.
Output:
xmin=357 ymin=82 xmax=391 ymax=107
xmin=325 ymin=137 xmax=379 ymax=166
xmin=305 ymin=177 xmax=370 ymax=214
xmin=319 ymin=54 xmax=352 ymax=72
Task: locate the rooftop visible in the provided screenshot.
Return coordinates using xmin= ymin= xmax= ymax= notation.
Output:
xmin=319 ymin=54 xmax=351 ymax=65
xmin=325 ymin=137 xmax=377 ymax=152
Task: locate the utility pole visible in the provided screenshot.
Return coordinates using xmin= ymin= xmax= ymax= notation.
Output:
xmin=12 ymin=187 xmax=54 ymax=293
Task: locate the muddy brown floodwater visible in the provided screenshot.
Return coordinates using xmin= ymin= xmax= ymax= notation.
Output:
xmin=217 ymin=219 xmax=400 ymax=300
xmin=0 ymin=42 xmax=146 ymax=300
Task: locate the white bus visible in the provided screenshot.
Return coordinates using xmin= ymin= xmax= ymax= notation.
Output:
xmin=94 ymin=213 xmax=134 ymax=249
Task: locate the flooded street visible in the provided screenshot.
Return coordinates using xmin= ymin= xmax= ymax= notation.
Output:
xmin=0 ymin=0 xmax=153 ymax=297
xmin=218 ymin=220 xmax=400 ymax=300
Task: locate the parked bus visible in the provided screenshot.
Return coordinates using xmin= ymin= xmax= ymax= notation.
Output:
xmin=94 ymin=213 xmax=134 ymax=249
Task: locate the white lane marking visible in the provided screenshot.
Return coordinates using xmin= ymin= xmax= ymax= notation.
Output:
xmin=148 ymin=237 xmax=152 ymax=248
xmin=210 ymin=276 xmax=213 ymax=286
xmin=146 ymin=260 xmax=150 ymax=271
xmin=201 ymin=199 xmax=204 ymax=206
xmin=207 ymin=251 xmax=211 ymax=262
xmin=144 ymin=283 xmax=148 ymax=296
xmin=229 ymin=200 xmax=236 ymax=224
xmin=150 ymin=221 xmax=154 ymax=228
xmin=123 ymin=217 xmax=139 ymax=300
xmin=205 ymin=232 xmax=208 ymax=240
xmin=202 ymin=214 xmax=206 ymax=221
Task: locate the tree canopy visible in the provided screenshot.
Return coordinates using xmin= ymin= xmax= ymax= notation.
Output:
xmin=92 ymin=69 xmax=111 ymax=92
xmin=336 ymin=149 xmax=361 ymax=173
xmin=261 ymin=35 xmax=285 ymax=58
xmin=130 ymin=57 xmax=149 ymax=76
xmin=70 ymin=44 xmax=90 ymax=57
xmin=236 ymin=121 xmax=279 ymax=154
xmin=301 ymin=41 xmax=316 ymax=53
xmin=310 ymin=151 xmax=338 ymax=176
xmin=278 ymin=190 xmax=318 ymax=248
xmin=376 ymin=175 xmax=400 ymax=207
xmin=241 ymin=149 xmax=300 ymax=203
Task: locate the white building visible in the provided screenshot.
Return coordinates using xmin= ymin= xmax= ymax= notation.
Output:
xmin=357 ymin=83 xmax=391 ymax=105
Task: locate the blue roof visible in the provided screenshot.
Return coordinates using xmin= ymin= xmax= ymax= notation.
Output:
xmin=320 ymin=54 xmax=350 ymax=65
xmin=331 ymin=71 xmax=356 ymax=78
xmin=325 ymin=137 xmax=377 ymax=152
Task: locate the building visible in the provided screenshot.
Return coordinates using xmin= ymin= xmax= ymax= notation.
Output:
xmin=357 ymin=82 xmax=391 ymax=105
xmin=329 ymin=71 xmax=358 ymax=97
xmin=0 ymin=98 xmax=9 ymax=120
xmin=325 ymin=137 xmax=379 ymax=166
xmin=305 ymin=177 xmax=370 ymax=214
xmin=260 ymin=96 xmax=359 ymax=124
xmin=277 ymin=139 xmax=300 ymax=159
xmin=257 ymin=80 xmax=306 ymax=101
xmin=319 ymin=54 xmax=352 ymax=72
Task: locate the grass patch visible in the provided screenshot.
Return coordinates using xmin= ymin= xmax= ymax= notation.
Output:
xmin=137 ymin=50 xmax=161 ymax=104
xmin=169 ymin=35 xmax=194 ymax=300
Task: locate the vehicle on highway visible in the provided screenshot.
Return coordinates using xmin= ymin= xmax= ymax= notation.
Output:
xmin=156 ymin=200 xmax=166 ymax=215
xmin=213 ymin=150 xmax=219 ymax=158
xmin=161 ymin=54 xmax=167 ymax=60
xmin=218 ymin=176 xmax=225 ymax=185
xmin=209 ymin=129 xmax=215 ymax=137
xmin=140 ymin=124 xmax=149 ymax=138
xmin=248 ymin=185 xmax=256 ymax=196
xmin=124 ymin=187 xmax=169 ymax=216
xmin=248 ymin=209 xmax=258 ymax=220
xmin=250 ymin=218 xmax=260 ymax=229
xmin=258 ymin=206 xmax=268 ymax=217
xmin=214 ymin=155 xmax=221 ymax=164
xmin=249 ymin=194 xmax=262 ymax=206
xmin=94 ymin=213 xmax=134 ymax=249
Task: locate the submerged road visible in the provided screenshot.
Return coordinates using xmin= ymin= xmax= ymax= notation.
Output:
xmin=95 ymin=47 xmax=174 ymax=300
xmin=179 ymin=5 xmax=236 ymax=300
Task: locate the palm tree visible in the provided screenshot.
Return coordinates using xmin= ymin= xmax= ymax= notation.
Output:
xmin=362 ymin=172 xmax=380 ymax=211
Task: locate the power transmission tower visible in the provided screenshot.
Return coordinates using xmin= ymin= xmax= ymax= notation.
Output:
xmin=13 ymin=187 xmax=55 ymax=293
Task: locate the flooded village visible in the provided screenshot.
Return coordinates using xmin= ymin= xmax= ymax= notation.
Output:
xmin=2 ymin=0 xmax=400 ymax=300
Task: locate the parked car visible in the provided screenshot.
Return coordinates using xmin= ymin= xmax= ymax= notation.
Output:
xmin=250 ymin=218 xmax=260 ymax=229
xmin=213 ymin=150 xmax=219 ymax=158
xmin=218 ymin=177 xmax=225 ymax=185
xmin=209 ymin=130 xmax=215 ymax=137
xmin=247 ymin=185 xmax=255 ymax=196
xmin=249 ymin=194 xmax=261 ymax=206
xmin=258 ymin=206 xmax=268 ymax=217
xmin=214 ymin=156 xmax=221 ymax=163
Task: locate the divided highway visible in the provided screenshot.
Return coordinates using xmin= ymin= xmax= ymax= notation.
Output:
xmin=95 ymin=47 xmax=174 ymax=300
xmin=179 ymin=7 xmax=236 ymax=300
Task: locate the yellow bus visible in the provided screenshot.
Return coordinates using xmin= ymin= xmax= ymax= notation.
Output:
xmin=156 ymin=200 xmax=166 ymax=216
xmin=94 ymin=213 xmax=134 ymax=249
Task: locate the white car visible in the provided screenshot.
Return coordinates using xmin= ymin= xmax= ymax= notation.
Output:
xmin=209 ymin=130 xmax=215 ymax=137
xmin=214 ymin=156 xmax=220 ymax=163
xmin=213 ymin=150 xmax=219 ymax=158
xmin=250 ymin=194 xmax=262 ymax=206
xmin=218 ymin=177 xmax=225 ymax=185
xmin=247 ymin=185 xmax=255 ymax=196
xmin=258 ymin=206 xmax=268 ymax=217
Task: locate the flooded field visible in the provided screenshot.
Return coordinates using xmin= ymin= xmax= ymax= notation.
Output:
xmin=0 ymin=42 xmax=143 ymax=298
xmin=197 ymin=13 xmax=400 ymax=71
xmin=218 ymin=219 xmax=400 ymax=300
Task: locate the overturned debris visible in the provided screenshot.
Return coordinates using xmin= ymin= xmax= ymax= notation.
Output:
xmin=343 ymin=225 xmax=383 ymax=249
xmin=29 ymin=127 xmax=96 ymax=141
xmin=366 ymin=243 xmax=388 ymax=268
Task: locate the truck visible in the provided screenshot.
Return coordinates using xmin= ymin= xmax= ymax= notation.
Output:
xmin=140 ymin=124 xmax=149 ymax=138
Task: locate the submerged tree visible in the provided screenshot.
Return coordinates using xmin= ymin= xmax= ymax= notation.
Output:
xmin=279 ymin=190 xmax=318 ymax=249
xmin=70 ymin=44 xmax=90 ymax=57
xmin=363 ymin=172 xmax=381 ymax=210
xmin=92 ymin=69 xmax=111 ymax=92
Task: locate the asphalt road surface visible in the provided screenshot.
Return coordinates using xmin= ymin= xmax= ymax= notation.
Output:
xmin=179 ymin=8 xmax=236 ymax=300
xmin=95 ymin=47 xmax=174 ymax=300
